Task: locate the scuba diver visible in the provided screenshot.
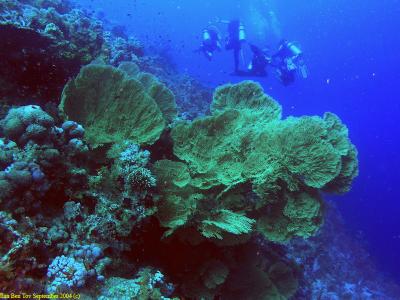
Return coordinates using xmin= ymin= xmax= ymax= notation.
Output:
xmin=271 ymin=39 xmax=308 ymax=85
xmin=214 ymin=18 xmax=247 ymax=74
xmin=226 ymin=19 xmax=246 ymax=74
xmin=196 ymin=26 xmax=222 ymax=61
xmin=247 ymin=44 xmax=271 ymax=77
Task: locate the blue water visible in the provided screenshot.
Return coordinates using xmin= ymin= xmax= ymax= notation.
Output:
xmin=80 ymin=0 xmax=400 ymax=281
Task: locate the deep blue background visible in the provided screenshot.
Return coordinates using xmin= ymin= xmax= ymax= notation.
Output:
xmin=79 ymin=0 xmax=400 ymax=281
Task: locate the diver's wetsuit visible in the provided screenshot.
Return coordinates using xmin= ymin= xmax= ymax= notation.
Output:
xmin=198 ymin=27 xmax=221 ymax=61
xmin=201 ymin=30 xmax=219 ymax=60
xmin=278 ymin=68 xmax=295 ymax=85
xmin=249 ymin=44 xmax=269 ymax=76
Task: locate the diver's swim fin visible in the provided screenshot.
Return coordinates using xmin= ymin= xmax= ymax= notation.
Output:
xmin=299 ymin=65 xmax=308 ymax=79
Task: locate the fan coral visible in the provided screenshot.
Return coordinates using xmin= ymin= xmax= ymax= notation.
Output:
xmin=154 ymin=80 xmax=358 ymax=243
xmin=59 ymin=64 xmax=175 ymax=147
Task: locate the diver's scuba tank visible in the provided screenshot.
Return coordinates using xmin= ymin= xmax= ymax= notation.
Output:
xmin=248 ymin=61 xmax=253 ymax=71
xmin=287 ymin=41 xmax=302 ymax=56
xmin=203 ymin=29 xmax=211 ymax=42
xmin=238 ymin=22 xmax=246 ymax=42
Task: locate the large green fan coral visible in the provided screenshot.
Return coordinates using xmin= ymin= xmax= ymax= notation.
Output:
xmin=321 ymin=112 xmax=359 ymax=193
xmin=249 ymin=116 xmax=342 ymax=191
xmin=211 ymin=80 xmax=282 ymax=122
xmin=136 ymin=72 xmax=177 ymax=123
xmin=257 ymin=190 xmax=323 ymax=243
xmin=152 ymin=159 xmax=256 ymax=240
xmin=118 ymin=62 xmax=178 ymax=123
xmin=169 ymin=81 xmax=281 ymax=190
xmin=200 ymin=209 xmax=256 ymax=239
xmin=172 ymin=81 xmax=357 ymax=194
xmin=147 ymin=81 xmax=357 ymax=299
xmin=171 ymin=109 xmax=252 ymax=190
xmin=154 ymin=80 xmax=358 ymax=243
xmin=59 ymin=64 xmax=177 ymax=147
xmin=152 ymin=159 xmax=198 ymax=236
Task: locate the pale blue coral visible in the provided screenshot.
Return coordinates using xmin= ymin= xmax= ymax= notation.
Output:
xmin=46 ymin=255 xmax=87 ymax=293
xmin=119 ymin=143 xmax=150 ymax=167
xmin=46 ymin=244 xmax=105 ymax=293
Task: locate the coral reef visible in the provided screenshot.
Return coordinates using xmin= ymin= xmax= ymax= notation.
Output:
xmin=45 ymin=244 xmax=108 ymax=293
xmin=98 ymin=268 xmax=175 ymax=299
xmin=0 ymin=74 xmax=361 ymax=297
xmin=136 ymin=55 xmax=213 ymax=119
xmin=0 ymin=211 xmax=40 ymax=291
xmin=0 ymin=105 xmax=88 ymax=211
xmin=1 ymin=105 xmax=55 ymax=145
xmin=0 ymin=0 xmax=103 ymax=103
xmin=2 ymin=1 xmax=394 ymax=298
xmin=102 ymin=33 xmax=144 ymax=66
xmin=0 ymin=105 xmax=92 ymax=291
xmin=0 ymin=0 xmax=144 ymax=105
xmin=0 ymin=107 xmax=157 ymax=293
xmin=288 ymin=202 xmax=400 ymax=300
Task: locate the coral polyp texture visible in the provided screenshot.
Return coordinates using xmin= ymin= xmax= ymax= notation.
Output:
xmin=59 ymin=64 xmax=177 ymax=148
xmin=157 ymin=80 xmax=358 ymax=245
